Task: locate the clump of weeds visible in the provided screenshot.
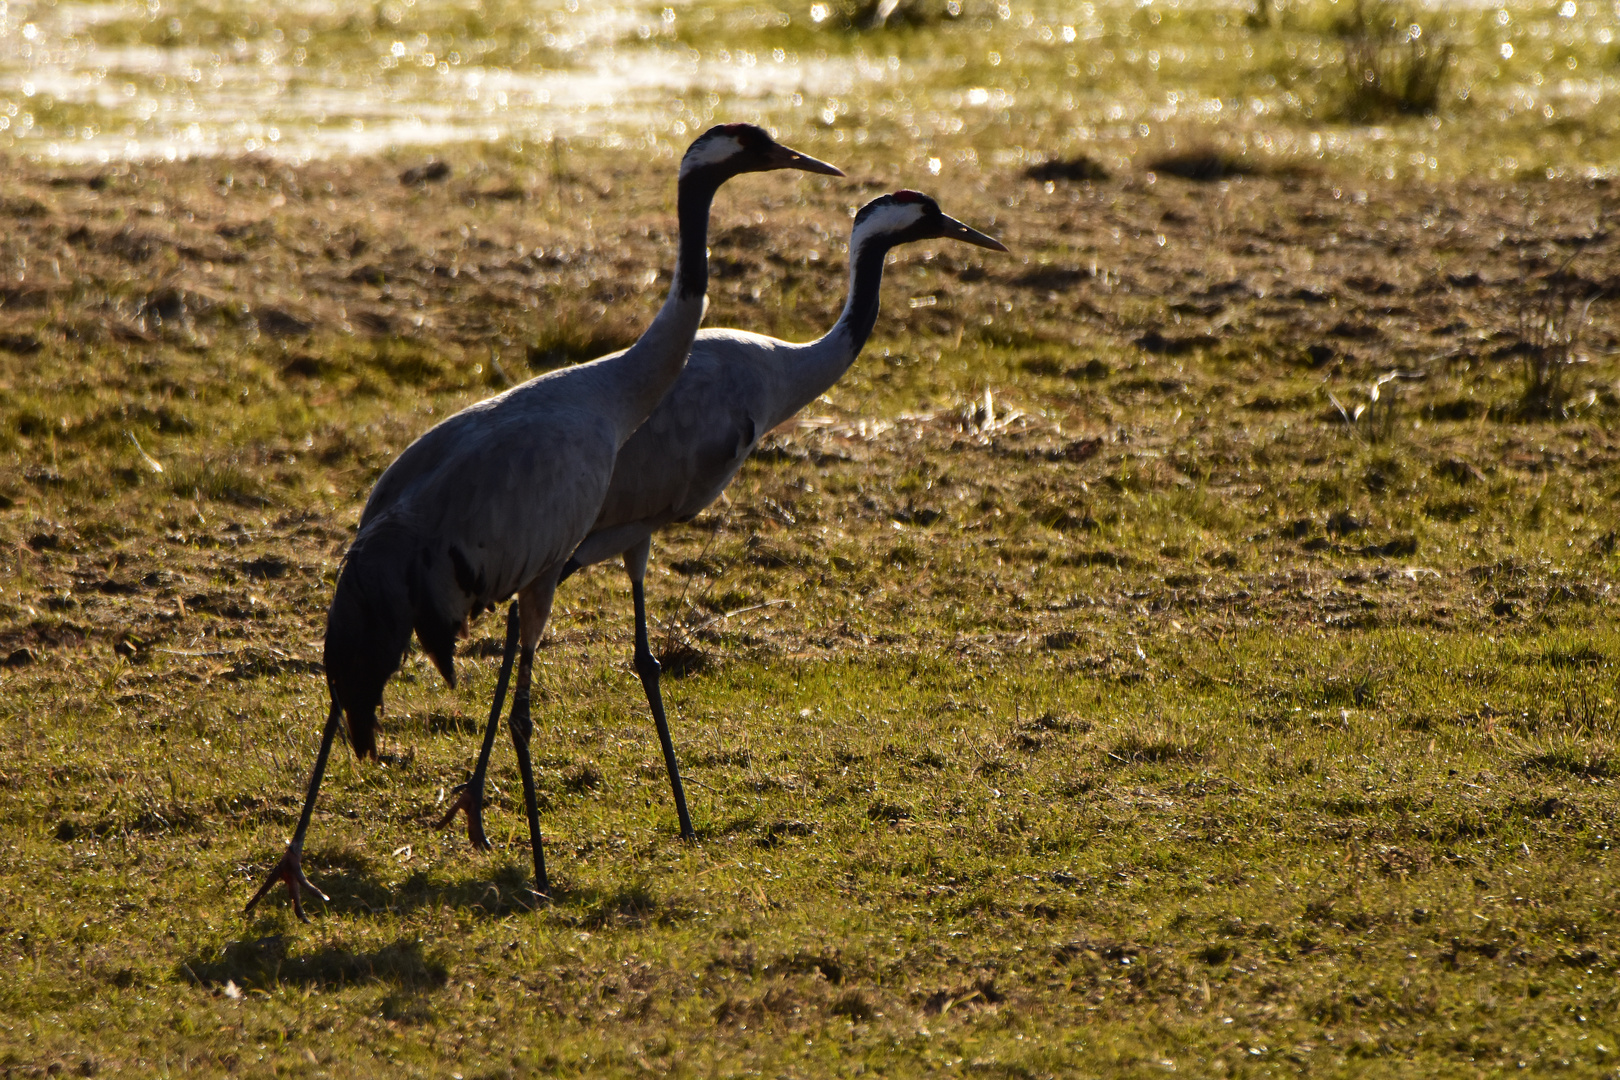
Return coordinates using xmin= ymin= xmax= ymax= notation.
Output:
xmin=1331 ymin=0 xmax=1453 ymax=121
xmin=1510 ymin=268 xmax=1601 ymax=418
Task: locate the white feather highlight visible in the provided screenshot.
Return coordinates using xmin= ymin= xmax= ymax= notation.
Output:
xmin=850 ymin=201 xmax=928 ymax=251
xmin=681 ymin=134 xmax=744 ymax=175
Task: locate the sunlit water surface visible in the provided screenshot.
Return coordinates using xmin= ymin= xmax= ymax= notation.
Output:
xmin=0 ymin=0 xmax=1615 ymax=175
xmin=0 ymin=0 xmax=914 ymax=160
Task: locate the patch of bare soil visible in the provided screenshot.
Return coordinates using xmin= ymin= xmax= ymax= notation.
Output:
xmin=0 ymin=150 xmax=1616 ymax=669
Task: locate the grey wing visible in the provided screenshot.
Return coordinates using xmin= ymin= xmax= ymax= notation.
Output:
xmin=591 ymin=350 xmax=769 ymax=537
xmin=677 ymin=415 xmax=755 ymax=521
xmin=359 ymin=365 xmax=593 ymax=530
xmin=360 ymin=393 xmax=508 ymax=529
xmin=379 ymin=403 xmax=621 ymax=628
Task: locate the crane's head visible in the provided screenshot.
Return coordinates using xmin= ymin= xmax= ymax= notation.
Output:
xmin=681 ymin=123 xmax=843 ymax=179
xmin=851 ymin=190 xmax=1009 ymax=252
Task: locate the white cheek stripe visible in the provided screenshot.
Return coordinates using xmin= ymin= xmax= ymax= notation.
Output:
xmin=850 ymin=202 xmax=928 ymax=249
xmin=680 ymin=135 xmax=743 ymax=175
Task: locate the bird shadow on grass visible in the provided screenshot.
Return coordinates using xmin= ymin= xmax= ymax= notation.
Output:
xmin=242 ymin=847 xmax=685 ymax=928
xmin=388 ymin=870 xmax=686 ymax=932
xmin=309 ymin=853 xmax=547 ymax=919
xmin=178 ymin=934 xmax=449 ymax=992
xmin=693 ymin=814 xmax=816 ymax=849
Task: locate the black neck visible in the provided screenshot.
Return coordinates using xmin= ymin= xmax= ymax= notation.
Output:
xmin=838 ymin=235 xmax=897 ymax=352
xmin=673 ymin=167 xmax=725 ymax=300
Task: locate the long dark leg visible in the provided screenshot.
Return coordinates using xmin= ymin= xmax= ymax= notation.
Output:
xmin=436 ymin=602 xmax=519 ymax=850
xmin=509 ymin=579 xmax=558 ymax=898
xmin=245 ymin=700 xmax=342 ymax=922
xmin=625 ymin=539 xmax=695 ymax=840
xmin=507 ymin=643 xmax=548 ymax=897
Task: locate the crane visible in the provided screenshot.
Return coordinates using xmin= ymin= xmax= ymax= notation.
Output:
xmin=439 ymin=190 xmax=1006 ymax=844
xmin=245 ymin=125 xmax=843 ymax=920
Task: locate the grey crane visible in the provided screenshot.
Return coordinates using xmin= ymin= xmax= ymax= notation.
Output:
xmin=244 ymin=124 xmax=842 ymax=920
xmin=438 ymin=190 xmax=1006 ymax=845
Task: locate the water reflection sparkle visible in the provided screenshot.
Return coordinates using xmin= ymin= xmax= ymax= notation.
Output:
xmin=0 ymin=0 xmax=1613 ymax=181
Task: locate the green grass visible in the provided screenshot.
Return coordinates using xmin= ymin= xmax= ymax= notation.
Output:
xmin=2 ymin=11 xmax=1620 ymax=1072
xmin=4 ymin=630 xmax=1620 ymax=1075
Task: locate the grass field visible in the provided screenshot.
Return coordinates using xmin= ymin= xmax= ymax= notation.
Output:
xmin=3 ymin=1 xmax=1620 ymax=1076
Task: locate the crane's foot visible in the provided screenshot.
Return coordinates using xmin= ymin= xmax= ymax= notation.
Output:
xmin=244 ymin=846 xmax=328 ymax=923
xmin=434 ymin=782 xmax=492 ymax=851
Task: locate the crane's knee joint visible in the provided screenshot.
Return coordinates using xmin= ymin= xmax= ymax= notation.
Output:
xmin=510 ymin=692 xmax=533 ymax=743
xmin=633 ymin=650 xmax=662 ymax=681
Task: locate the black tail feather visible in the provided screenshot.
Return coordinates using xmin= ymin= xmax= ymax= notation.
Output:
xmin=324 ymin=524 xmax=419 ymax=760
xmin=414 ymin=604 xmax=460 ymax=689
xmin=324 ymin=519 xmax=474 ymax=758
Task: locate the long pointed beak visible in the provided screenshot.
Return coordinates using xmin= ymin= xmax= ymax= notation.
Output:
xmin=770 ymin=144 xmax=845 ymax=177
xmin=939 ymin=213 xmax=1008 ymax=252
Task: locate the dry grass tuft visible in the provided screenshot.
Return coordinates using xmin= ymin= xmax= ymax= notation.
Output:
xmin=1510 ymin=268 xmax=1602 ymax=418
xmin=1333 ymin=0 xmax=1453 ymax=121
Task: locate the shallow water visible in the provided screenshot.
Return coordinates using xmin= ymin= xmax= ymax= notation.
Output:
xmin=0 ymin=0 xmax=907 ymax=161
xmin=0 ymin=0 xmax=1615 ymax=176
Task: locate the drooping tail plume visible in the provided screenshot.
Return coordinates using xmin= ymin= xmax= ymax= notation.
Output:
xmin=323 ymin=523 xmax=421 ymax=759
